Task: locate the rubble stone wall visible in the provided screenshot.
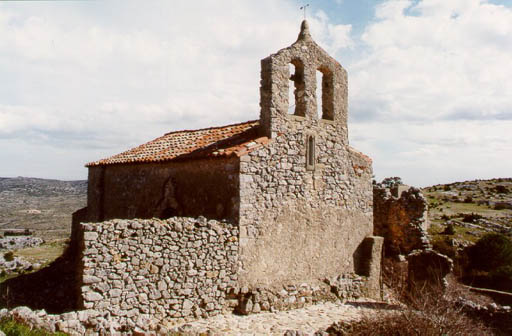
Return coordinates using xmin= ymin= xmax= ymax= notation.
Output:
xmin=373 ymin=186 xmax=430 ymax=256
xmin=79 ymin=217 xmax=239 ymax=326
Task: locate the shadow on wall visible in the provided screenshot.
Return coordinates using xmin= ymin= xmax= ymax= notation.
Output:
xmin=0 ymin=246 xmax=80 ymax=314
xmin=353 ymin=237 xmax=378 ymax=277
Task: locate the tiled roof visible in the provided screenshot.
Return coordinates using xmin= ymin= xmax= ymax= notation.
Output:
xmin=86 ymin=120 xmax=268 ymax=167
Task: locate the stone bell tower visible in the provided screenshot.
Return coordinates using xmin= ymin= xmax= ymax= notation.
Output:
xmin=259 ymin=20 xmax=349 ymax=144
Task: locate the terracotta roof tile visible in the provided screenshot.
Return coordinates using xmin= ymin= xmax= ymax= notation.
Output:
xmin=86 ymin=120 xmax=265 ymax=167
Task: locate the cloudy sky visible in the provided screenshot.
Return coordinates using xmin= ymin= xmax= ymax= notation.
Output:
xmin=0 ymin=0 xmax=511 ymax=187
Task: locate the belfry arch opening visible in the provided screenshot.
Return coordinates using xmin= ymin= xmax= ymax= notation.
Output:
xmin=288 ymin=59 xmax=306 ymax=117
xmin=316 ymin=66 xmax=334 ymax=120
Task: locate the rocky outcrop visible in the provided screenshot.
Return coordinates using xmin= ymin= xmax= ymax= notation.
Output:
xmin=0 ymin=236 xmax=43 ymax=250
xmin=373 ymin=185 xmax=430 ymax=256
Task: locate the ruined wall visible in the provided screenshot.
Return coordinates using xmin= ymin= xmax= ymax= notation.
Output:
xmin=373 ymin=186 xmax=430 ymax=256
xmin=86 ymin=158 xmax=239 ymax=222
xmin=237 ymin=22 xmax=374 ymax=290
xmin=79 ymin=217 xmax=239 ymax=325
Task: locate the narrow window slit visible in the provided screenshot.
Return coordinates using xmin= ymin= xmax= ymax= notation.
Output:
xmin=307 ymin=135 xmax=315 ymax=170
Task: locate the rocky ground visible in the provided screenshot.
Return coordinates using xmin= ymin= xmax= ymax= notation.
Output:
xmin=423 ymin=178 xmax=512 ymax=246
xmin=170 ymin=300 xmax=394 ymax=335
xmin=0 ymin=177 xmax=86 ymax=241
xmin=0 ymin=177 xmax=84 ymax=281
xmin=0 ymin=300 xmax=395 ymax=335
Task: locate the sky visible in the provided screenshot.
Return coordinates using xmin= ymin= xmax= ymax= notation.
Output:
xmin=0 ymin=0 xmax=511 ymax=187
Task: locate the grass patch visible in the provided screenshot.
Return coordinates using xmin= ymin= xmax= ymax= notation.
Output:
xmin=0 ymin=317 xmax=66 ymax=336
xmin=14 ymin=240 xmax=67 ymax=267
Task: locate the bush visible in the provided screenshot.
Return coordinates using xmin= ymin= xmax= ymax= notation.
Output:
xmin=3 ymin=251 xmax=14 ymax=262
xmin=489 ymin=265 xmax=512 ymax=292
xmin=0 ymin=317 xmax=66 ymax=335
xmin=467 ymin=233 xmax=512 ymax=272
xmin=494 ymin=203 xmax=510 ymax=210
xmin=381 ymin=177 xmax=403 ymax=188
xmin=463 ymin=196 xmax=473 ymax=203
xmin=433 ymin=238 xmax=457 ymax=259
xmin=443 ymin=185 xmax=451 ymax=191
xmin=495 ymin=185 xmax=509 ymax=194
xmin=462 ymin=213 xmax=483 ymax=223
xmin=442 ymin=223 xmax=456 ymax=235
xmin=326 ymin=287 xmax=491 ymax=335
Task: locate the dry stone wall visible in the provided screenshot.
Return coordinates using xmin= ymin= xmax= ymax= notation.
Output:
xmin=79 ymin=217 xmax=239 ymax=328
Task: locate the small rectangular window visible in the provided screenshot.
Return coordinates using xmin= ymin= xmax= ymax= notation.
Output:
xmin=307 ymin=135 xmax=315 ymax=170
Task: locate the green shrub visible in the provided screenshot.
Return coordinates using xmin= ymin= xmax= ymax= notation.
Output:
xmin=462 ymin=213 xmax=482 ymax=223
xmin=3 ymin=251 xmax=14 ymax=262
xmin=381 ymin=176 xmax=403 ymax=188
xmin=495 ymin=185 xmax=509 ymax=194
xmin=0 ymin=317 xmax=66 ymax=335
xmin=433 ymin=238 xmax=457 ymax=259
xmin=467 ymin=233 xmax=512 ymax=272
xmin=442 ymin=223 xmax=456 ymax=235
xmin=489 ymin=265 xmax=512 ymax=292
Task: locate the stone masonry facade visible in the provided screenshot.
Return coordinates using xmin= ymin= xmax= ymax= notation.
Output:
xmin=78 ymin=218 xmax=382 ymax=327
xmin=80 ymin=217 xmax=239 ymax=324
xmin=238 ymin=20 xmax=374 ymax=289
xmin=69 ymin=20 xmax=382 ymax=329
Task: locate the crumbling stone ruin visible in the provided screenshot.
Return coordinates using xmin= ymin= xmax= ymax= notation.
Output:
xmin=373 ymin=181 xmax=454 ymax=291
xmin=67 ymin=20 xmax=383 ymax=329
xmin=373 ymin=184 xmax=431 ymax=256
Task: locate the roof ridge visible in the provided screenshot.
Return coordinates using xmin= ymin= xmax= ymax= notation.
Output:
xmin=86 ymin=119 xmax=262 ymax=167
xmin=163 ymin=119 xmax=259 ymax=136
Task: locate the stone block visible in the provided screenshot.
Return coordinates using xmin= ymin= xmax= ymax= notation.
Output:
xmin=83 ymin=232 xmax=99 ymax=241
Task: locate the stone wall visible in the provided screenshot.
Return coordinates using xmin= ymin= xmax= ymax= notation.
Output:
xmin=86 ymin=157 xmax=239 ymax=222
xmin=373 ymin=185 xmax=430 ymax=256
xmin=237 ymin=20 xmax=374 ymax=289
xmin=79 ymin=217 xmax=239 ymax=327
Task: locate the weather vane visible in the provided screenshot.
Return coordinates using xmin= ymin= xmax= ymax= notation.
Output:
xmin=300 ymin=4 xmax=310 ymax=20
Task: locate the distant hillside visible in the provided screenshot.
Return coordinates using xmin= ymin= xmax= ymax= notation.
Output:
xmin=0 ymin=177 xmax=87 ymax=241
xmin=422 ymin=178 xmax=512 ymax=244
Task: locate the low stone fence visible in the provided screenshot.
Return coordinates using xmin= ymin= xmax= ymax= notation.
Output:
xmin=79 ymin=217 xmax=239 ymax=328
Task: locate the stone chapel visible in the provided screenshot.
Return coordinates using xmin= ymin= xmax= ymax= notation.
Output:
xmin=74 ymin=21 xmax=382 ymax=316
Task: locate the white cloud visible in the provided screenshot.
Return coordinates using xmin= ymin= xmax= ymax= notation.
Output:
xmin=347 ymin=0 xmax=512 ymax=185
xmin=0 ymin=0 xmax=354 ymax=180
xmin=0 ymin=0 xmax=510 ymax=186
xmin=351 ymin=120 xmax=512 ymax=186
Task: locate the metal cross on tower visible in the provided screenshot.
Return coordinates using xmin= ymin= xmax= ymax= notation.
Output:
xmin=300 ymin=4 xmax=310 ymax=20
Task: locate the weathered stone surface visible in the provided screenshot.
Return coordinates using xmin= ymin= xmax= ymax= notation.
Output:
xmin=238 ymin=19 xmax=375 ymax=291
xmin=83 ymin=292 xmax=103 ymax=302
xmin=80 ymin=218 xmax=239 ymax=321
xmin=83 ymin=232 xmax=98 ymax=241
xmin=373 ymin=185 xmax=430 ymax=256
